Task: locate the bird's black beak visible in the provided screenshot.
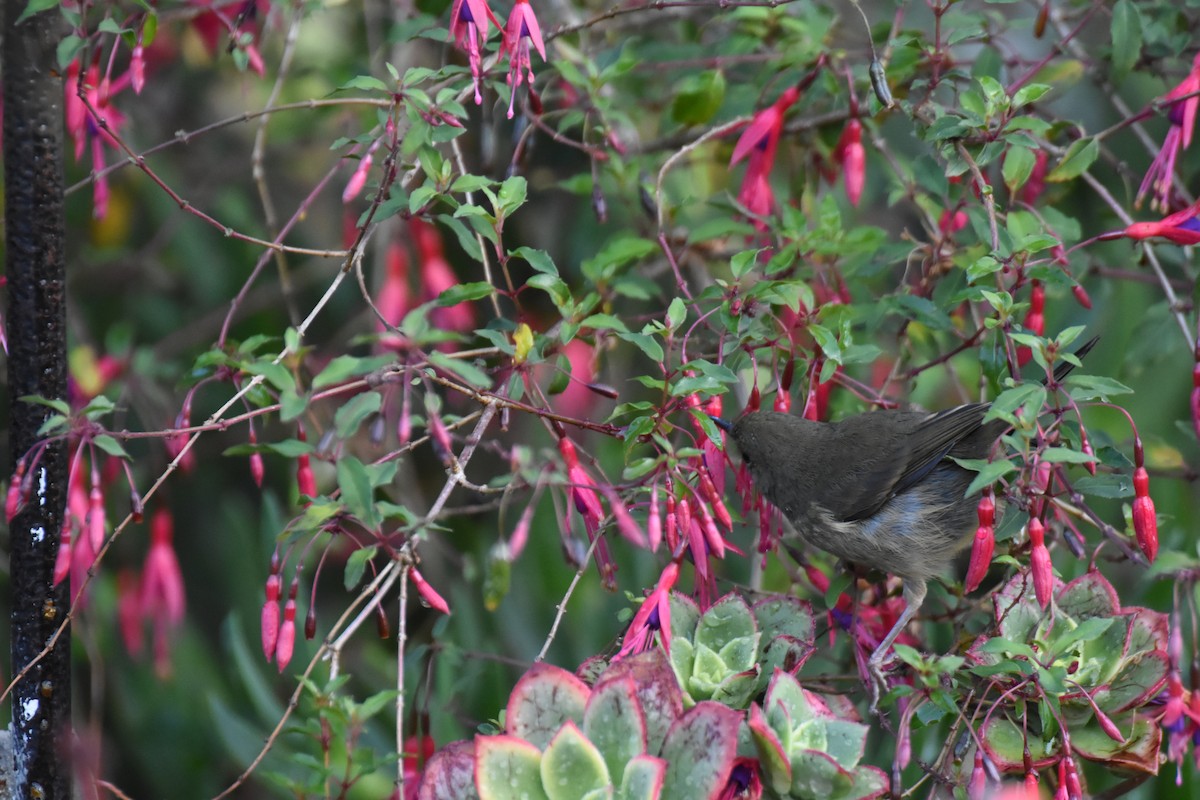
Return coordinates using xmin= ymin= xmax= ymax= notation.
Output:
xmin=707 ymin=414 xmax=732 ymax=433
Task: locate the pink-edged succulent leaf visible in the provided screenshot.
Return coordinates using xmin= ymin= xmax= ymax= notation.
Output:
xmin=475 ymin=734 xmax=549 ymax=800
xmin=752 ymin=596 xmax=816 ymax=682
xmin=418 ymin=740 xmax=479 ymax=800
xmin=1092 ymin=650 xmax=1169 ymax=714
xmin=506 ymin=662 xmax=590 ymax=750
xmin=595 ymin=649 xmax=684 ymax=755
xmin=979 ymin=717 xmax=1061 ymax=772
xmin=1071 ymin=712 xmax=1161 ymax=774
xmin=540 ymin=721 xmax=611 ymax=799
xmin=659 ymin=701 xmax=742 ymax=800
xmin=584 ymin=675 xmax=648 ymax=782
xmin=992 ymin=572 xmax=1045 ymax=643
xmin=788 ymin=749 xmax=853 ymax=798
xmin=1055 ymin=571 xmax=1120 ymax=620
xmin=1124 ymin=605 xmax=1170 ymax=656
xmin=748 ymin=702 xmax=791 ymax=794
xmin=668 ymin=591 xmax=702 ymax=640
xmin=843 ymin=766 xmax=890 ymax=800
xmin=619 ymin=754 xmax=667 ymax=800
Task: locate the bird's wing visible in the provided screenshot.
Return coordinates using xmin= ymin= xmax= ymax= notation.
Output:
xmin=840 ymin=404 xmax=988 ymax=522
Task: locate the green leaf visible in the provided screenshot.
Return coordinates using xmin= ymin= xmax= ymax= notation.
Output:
xmin=666 ymin=298 xmax=687 ymax=331
xmin=511 ymin=246 xmax=558 ymax=275
xmin=952 ymin=457 xmax=1017 ymax=497
xmin=340 ymin=75 xmax=389 ymax=93
xmin=1002 ymin=145 xmax=1036 ymax=195
xmin=428 ymin=351 xmax=493 ymax=389
xmin=93 ymin=434 xmax=130 ymax=459
xmin=671 ymin=70 xmax=726 ymax=126
xmin=1110 ymin=0 xmax=1143 ymax=81
xmin=1046 ymin=138 xmax=1098 ymax=183
xmin=527 ymin=273 xmax=572 ymax=311
xmin=343 ymin=545 xmax=378 ymax=590
xmin=1039 ymin=447 xmax=1096 ymax=465
xmin=436 ymin=281 xmax=494 ymax=306
xmin=617 ymin=332 xmax=664 ymax=363
xmin=17 ymin=0 xmax=60 ymax=24
xmin=20 ymin=395 xmax=71 ymax=416
xmin=337 ymin=456 xmax=380 ymax=530
xmin=334 ymin=392 xmax=383 ymax=439
xmin=1065 ymin=374 xmax=1133 ymax=401
xmin=313 ymin=354 xmax=396 ymax=389
xmin=496 ymin=176 xmax=528 ymax=217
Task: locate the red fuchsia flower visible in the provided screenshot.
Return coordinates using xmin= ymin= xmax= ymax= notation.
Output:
xmin=833 ymin=118 xmax=866 ymax=207
xmin=65 ymin=61 xmax=131 ymax=219
xmin=729 ymin=86 xmax=801 ymax=223
xmin=142 ymin=508 xmax=186 ymax=676
xmin=189 ymin=0 xmax=268 ymax=75
xmin=613 ymin=561 xmax=679 ymax=662
xmin=557 ymin=436 xmax=617 ymax=587
xmin=500 ymin=0 xmax=546 ymax=119
xmin=1114 ymin=196 xmax=1200 ymax=245
xmin=1016 ymin=280 xmax=1045 ymax=367
xmin=1137 ymin=53 xmax=1200 ymax=211
xmin=717 ymin=757 xmax=763 ymax=800
xmin=964 ymin=491 xmax=995 ymax=593
xmin=1028 ymin=517 xmax=1053 ymax=609
xmin=341 ymin=142 xmax=379 ymax=204
xmin=1132 ymin=465 xmax=1158 ymax=562
xmin=449 ymin=0 xmax=502 ymax=105
xmin=375 ymin=233 xmax=412 ymax=352
xmin=117 ymin=569 xmax=144 ymax=656
xmin=410 ymin=219 xmax=477 ymax=334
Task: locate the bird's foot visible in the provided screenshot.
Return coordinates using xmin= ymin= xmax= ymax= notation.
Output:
xmin=866 ymin=652 xmax=893 ymax=715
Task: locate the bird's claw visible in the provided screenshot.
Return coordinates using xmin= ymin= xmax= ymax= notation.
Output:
xmin=866 ymin=654 xmax=892 ymax=715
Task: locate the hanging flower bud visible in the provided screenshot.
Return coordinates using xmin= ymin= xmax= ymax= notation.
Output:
xmin=1024 ymin=770 xmax=1039 ymax=800
xmin=276 ymin=583 xmax=297 ymax=672
xmin=1063 ymin=757 xmax=1082 ymax=800
xmin=647 ymin=483 xmax=662 ymax=553
xmin=693 ymin=496 xmax=725 ymax=560
xmin=261 ymin=572 xmax=281 ymax=661
xmin=304 ymin=603 xmax=317 ymax=640
xmin=1028 ymin=517 xmax=1053 ymax=609
xmin=599 ymin=484 xmax=649 ymax=549
xmin=664 ymin=483 xmax=679 ymax=552
xmin=53 ymin=520 xmax=72 ymax=586
xmin=1191 ymin=349 xmax=1200 ymax=442
xmin=1017 ymin=281 xmax=1045 ymax=367
xmin=248 ymin=428 xmax=265 ymax=488
xmin=1132 ymin=466 xmax=1158 ymax=562
xmin=1079 ymin=427 xmax=1097 ymax=476
xmin=968 ymin=750 xmax=989 ymax=800
xmin=375 ymin=601 xmax=391 ymax=639
xmin=747 ymin=385 xmax=761 ymax=412
xmin=6 ymin=457 xmax=27 ymax=522
xmin=510 ymin=499 xmax=535 ymax=559
xmin=411 ymin=567 xmax=451 ymax=614
xmin=774 ymin=386 xmax=791 ymax=413
xmin=1072 ymin=284 xmax=1092 ymax=310
xmin=130 ymin=43 xmax=146 ymax=95
xmin=87 ymin=483 xmax=106 ymax=551
xmin=296 ymin=454 xmax=316 ymax=500
xmin=965 ymin=492 xmax=996 ymax=593
xmin=697 ymin=469 xmax=732 ymax=531
xmin=833 ymin=119 xmax=866 ymax=207
xmin=341 ymin=150 xmax=374 ymax=204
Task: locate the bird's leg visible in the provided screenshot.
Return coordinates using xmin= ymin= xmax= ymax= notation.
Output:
xmin=866 ymin=578 xmax=927 ymax=714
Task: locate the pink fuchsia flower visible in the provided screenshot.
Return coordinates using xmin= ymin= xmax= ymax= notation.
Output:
xmin=65 ymin=61 xmax=131 ymax=219
xmin=410 ymin=567 xmax=451 ymax=614
xmin=410 ymin=219 xmax=477 ymax=334
xmin=1132 ymin=465 xmax=1158 ymax=562
xmin=613 ymin=561 xmax=679 ymax=661
xmin=729 ymin=86 xmax=800 ymax=223
xmin=142 ymin=508 xmax=186 ymax=676
xmin=1016 ymin=280 xmax=1045 ymax=367
xmin=500 ymin=0 xmax=547 ymax=119
xmin=1028 ymin=517 xmax=1053 ymax=609
xmin=449 ymin=0 xmax=502 ymax=105
xmin=832 ymin=118 xmax=866 ymax=207
xmin=1117 ymin=197 xmax=1200 ymax=245
xmin=1137 ymin=53 xmax=1200 ymax=211
xmin=375 ymin=232 xmax=412 ymax=351
xmin=964 ymin=492 xmax=995 ymax=593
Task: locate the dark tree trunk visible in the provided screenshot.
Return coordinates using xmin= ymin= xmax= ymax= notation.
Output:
xmin=4 ymin=2 xmax=71 ymax=796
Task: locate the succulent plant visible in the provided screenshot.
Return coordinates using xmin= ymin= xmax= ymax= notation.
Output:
xmin=418 ymin=649 xmax=743 ymax=800
xmin=970 ymin=570 xmax=1169 ymax=774
xmin=668 ymin=592 xmax=815 ymax=708
xmin=747 ymin=668 xmax=889 ymax=800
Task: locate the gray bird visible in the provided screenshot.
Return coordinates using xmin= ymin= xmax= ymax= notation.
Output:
xmin=713 ymin=338 xmax=1095 ymax=707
